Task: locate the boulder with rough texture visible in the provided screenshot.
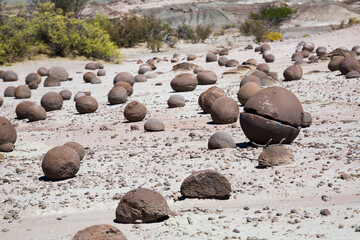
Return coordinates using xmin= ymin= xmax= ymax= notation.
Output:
xmin=4 ymin=86 xmax=16 ymax=97
xmin=114 ymin=82 xmax=133 ymax=96
xmin=41 ymin=92 xmax=63 ymax=111
xmin=237 ymin=82 xmax=261 ymax=105
xmin=44 ymin=75 xmax=61 ymax=87
xmin=210 ymin=97 xmax=239 ymax=124
xmin=206 ymin=53 xmax=217 ymax=62
xmin=27 ymin=105 xmax=46 ymax=122
xmin=76 ymin=96 xmax=98 ymax=114
xmin=25 ymin=73 xmax=41 ymax=85
xmin=42 ymin=146 xmax=80 ymax=180
xmin=59 ymin=90 xmax=72 ymax=100
xmin=144 ymin=119 xmax=165 ymax=132
xmin=115 ymin=188 xmax=170 ymax=223
xmin=181 ymin=170 xmax=231 ymax=199
xmin=124 ymin=101 xmax=147 ymax=122
xmin=240 ymin=87 xmax=303 ymax=144
xmin=14 ymin=85 xmax=31 ymax=99
xmin=113 ymin=72 xmax=135 ymax=86
xmin=2 ymin=70 xmax=18 ymax=82
xmin=258 ymin=145 xmax=295 ymax=168
xmin=48 ymin=66 xmax=69 ymax=81
xmin=283 ymin=65 xmax=303 ymax=81
xmin=37 ymin=67 xmax=48 ymax=76
xmin=208 ymin=131 xmax=236 ymax=149
xmin=0 ymin=117 xmax=17 ymax=152
xmin=198 ymin=86 xmax=226 ymax=113
xmin=16 ymin=101 xmax=35 ymax=119
xmin=328 ymin=56 xmax=344 ymax=71
xmin=167 ymin=95 xmax=185 ymax=108
xmin=339 ymin=57 xmax=360 ymax=75
xmin=197 ymin=70 xmax=217 ymax=85
xmin=170 ymin=73 xmax=197 ymax=92
xmin=108 ymin=86 xmax=128 ymax=105
xmin=64 ymin=142 xmax=85 ymax=160
xmin=72 ymin=224 xmax=127 ymax=240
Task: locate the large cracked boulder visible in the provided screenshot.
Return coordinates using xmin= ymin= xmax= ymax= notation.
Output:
xmin=198 ymin=86 xmax=226 ymax=113
xmin=208 ymin=131 xmax=236 ymax=149
xmin=42 ymin=146 xmax=80 ymax=181
xmin=76 ymin=96 xmax=98 ymax=114
xmin=181 ymin=170 xmax=231 ymax=199
xmin=170 ymin=73 xmax=197 ymax=92
xmin=0 ymin=117 xmax=17 ymax=152
xmin=124 ymin=101 xmax=147 ymax=122
xmin=258 ymin=145 xmax=295 ymax=168
xmin=41 ymin=92 xmax=63 ymax=111
xmin=197 ymin=70 xmax=217 ymax=85
xmin=115 ymin=188 xmax=171 ymax=223
xmin=210 ymin=97 xmax=239 ymax=124
xmin=113 ymin=72 xmax=135 ymax=86
xmin=47 ymin=66 xmax=69 ymax=81
xmin=73 ymin=224 xmax=127 ymax=240
xmin=240 ymin=87 xmax=304 ymax=145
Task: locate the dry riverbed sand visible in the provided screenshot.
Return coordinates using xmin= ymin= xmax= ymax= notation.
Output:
xmin=0 ymin=26 xmax=360 ymax=240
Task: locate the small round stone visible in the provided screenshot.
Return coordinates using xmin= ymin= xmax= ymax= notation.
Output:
xmin=27 ymin=105 xmax=46 ymax=122
xmin=25 ymin=73 xmax=41 ymax=85
xmin=197 ymin=70 xmax=217 ymax=85
xmin=44 ymin=75 xmax=61 ymax=87
xmin=0 ymin=116 xmax=17 ymax=152
xmin=16 ymin=101 xmax=35 ymax=119
xmin=258 ymin=145 xmax=295 ymax=168
xmin=124 ymin=101 xmax=147 ymax=122
xmin=206 ymin=53 xmax=217 ymax=62
xmin=64 ymin=142 xmax=85 ymax=160
xmin=113 ymin=72 xmax=135 ymax=86
xmin=210 ymin=97 xmax=239 ymax=124
xmin=37 ymin=67 xmax=48 ymax=76
xmin=41 ymin=92 xmax=63 ymax=111
xmin=72 ymin=224 xmax=127 ymax=240
xmin=135 ymin=74 xmax=147 ymax=83
xmin=83 ymin=72 xmax=97 ymax=83
xmin=237 ymin=82 xmax=261 ymax=105
xmin=14 ymin=85 xmax=31 ymax=99
xmin=47 ymin=66 xmax=69 ymax=81
xmin=4 ymin=86 xmax=16 ymax=97
xmin=114 ymin=82 xmax=133 ymax=96
xmin=76 ymin=96 xmax=98 ymax=114
xmin=2 ymin=70 xmax=18 ymax=82
xmin=144 ymin=119 xmax=165 ymax=132
xmin=208 ymin=131 xmax=236 ymax=149
xmin=167 ymin=95 xmax=185 ymax=108
xmin=108 ymin=86 xmax=128 ymax=105
xmin=97 ymin=70 xmax=106 ymax=76
xmin=59 ymin=90 xmax=72 ymax=100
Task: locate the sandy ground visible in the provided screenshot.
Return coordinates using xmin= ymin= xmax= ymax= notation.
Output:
xmin=0 ymin=25 xmax=360 ymax=240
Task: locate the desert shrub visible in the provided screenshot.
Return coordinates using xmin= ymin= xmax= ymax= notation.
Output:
xmin=250 ymin=4 xmax=294 ymax=27
xmin=142 ymin=15 xmax=172 ymax=52
xmin=177 ymin=24 xmax=213 ymax=43
xmin=264 ymin=31 xmax=282 ymax=41
xmin=222 ymin=23 xmax=236 ymax=30
xmin=32 ymin=0 xmax=89 ymax=18
xmin=331 ymin=17 xmax=360 ymax=30
xmin=239 ymin=19 xmax=269 ymax=42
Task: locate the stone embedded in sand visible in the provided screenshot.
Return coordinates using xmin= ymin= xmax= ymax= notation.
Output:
xmin=4 ymin=86 xmax=16 ymax=97
xmin=208 ymin=131 xmax=236 ymax=149
xmin=172 ymin=62 xmax=198 ymax=72
xmin=44 ymin=75 xmax=61 ymax=87
xmin=258 ymin=145 xmax=295 ymax=168
xmin=167 ymin=95 xmax=185 ymax=108
xmin=113 ymin=72 xmax=135 ymax=86
xmin=198 ymin=86 xmax=226 ymax=113
xmin=252 ymin=70 xmax=267 ymax=79
xmin=42 ymin=146 xmax=80 ymax=180
xmin=170 ymin=73 xmax=197 ymax=92
xmin=27 ymin=105 xmax=46 ymax=122
xmin=187 ymin=54 xmax=197 ymax=61
xmin=171 ymin=57 xmax=179 ymax=63
xmin=25 ymin=73 xmax=41 ymax=85
xmin=115 ymin=188 xmax=170 ymax=223
xmin=264 ymin=54 xmax=275 ymax=63
xmin=346 ymin=71 xmax=360 ymax=79
xmin=144 ymin=71 xmax=157 ymax=79
xmin=302 ymin=42 xmax=315 ymax=52
xmin=180 ymin=170 xmax=231 ymax=199
xmin=301 ymin=112 xmax=312 ymax=128
xmin=114 ymin=81 xmax=133 ymax=96
xmin=97 ymin=69 xmax=106 ymax=76
xmin=283 ymin=65 xmax=303 ymax=81
xmin=95 ymin=62 xmax=104 ymax=69
xmin=2 ymin=70 xmax=18 ymax=82
xmin=64 ymin=142 xmax=85 ymax=161
xmin=76 ymin=96 xmax=98 ymax=114
xmin=226 ymin=59 xmax=239 ymax=67
xmin=108 ymin=86 xmax=128 ymax=105
xmin=138 ymin=66 xmax=152 ymax=75
xmin=206 ymin=53 xmax=217 ymax=62
xmin=37 ymin=67 xmax=48 ymax=76
xmin=85 ymin=62 xmax=97 ymax=70
xmin=90 ymin=77 xmax=101 ymax=84
xmin=256 ymin=63 xmax=269 ymax=73
xmin=72 ymin=224 xmax=127 ymax=240
xmin=59 ymin=90 xmax=72 ymax=100
xmin=144 ymin=118 xmax=165 ymax=132
xmin=74 ymin=92 xmax=91 ymax=102
xmin=339 ymin=57 xmax=360 ymax=75
xmin=135 ymin=74 xmax=147 ymax=83
xmin=14 ymin=85 xmax=31 ymax=99
xmin=0 ymin=117 xmax=17 ymax=152
xmin=124 ymin=101 xmax=147 ymax=122
xmin=291 ymin=52 xmax=303 ymax=61
xmin=16 ymin=101 xmax=35 ymax=119
xmin=237 ymin=82 xmax=261 ymax=106
xmin=328 ymin=56 xmax=344 ymax=71
xmin=41 ymin=92 xmax=63 ymax=111
xmin=316 ymin=46 xmax=327 ymax=57
xmin=210 ymin=96 xmax=239 ymax=124
xmin=48 ymin=66 xmax=69 ymax=81
xmin=240 ymin=75 xmax=261 ymax=88
xmin=219 ymin=48 xmax=229 ymax=56
xmin=245 ymin=59 xmax=258 ymax=66
xmin=218 ymin=56 xmax=228 ymax=66
xmin=197 ymin=70 xmax=217 ymax=85
xmin=240 ymin=86 xmax=304 ymax=144
xmin=83 ymin=72 xmax=97 ymax=83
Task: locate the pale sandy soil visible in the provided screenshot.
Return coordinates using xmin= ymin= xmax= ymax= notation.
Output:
xmin=0 ymin=25 xmax=359 ymax=240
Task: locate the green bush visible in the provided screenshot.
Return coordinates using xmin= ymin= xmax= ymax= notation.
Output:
xmin=177 ymin=24 xmax=213 ymax=43
xmin=250 ymin=4 xmax=294 ymax=27
xmin=239 ymin=19 xmax=269 ymax=42
xmin=32 ymin=0 xmax=89 ymax=18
